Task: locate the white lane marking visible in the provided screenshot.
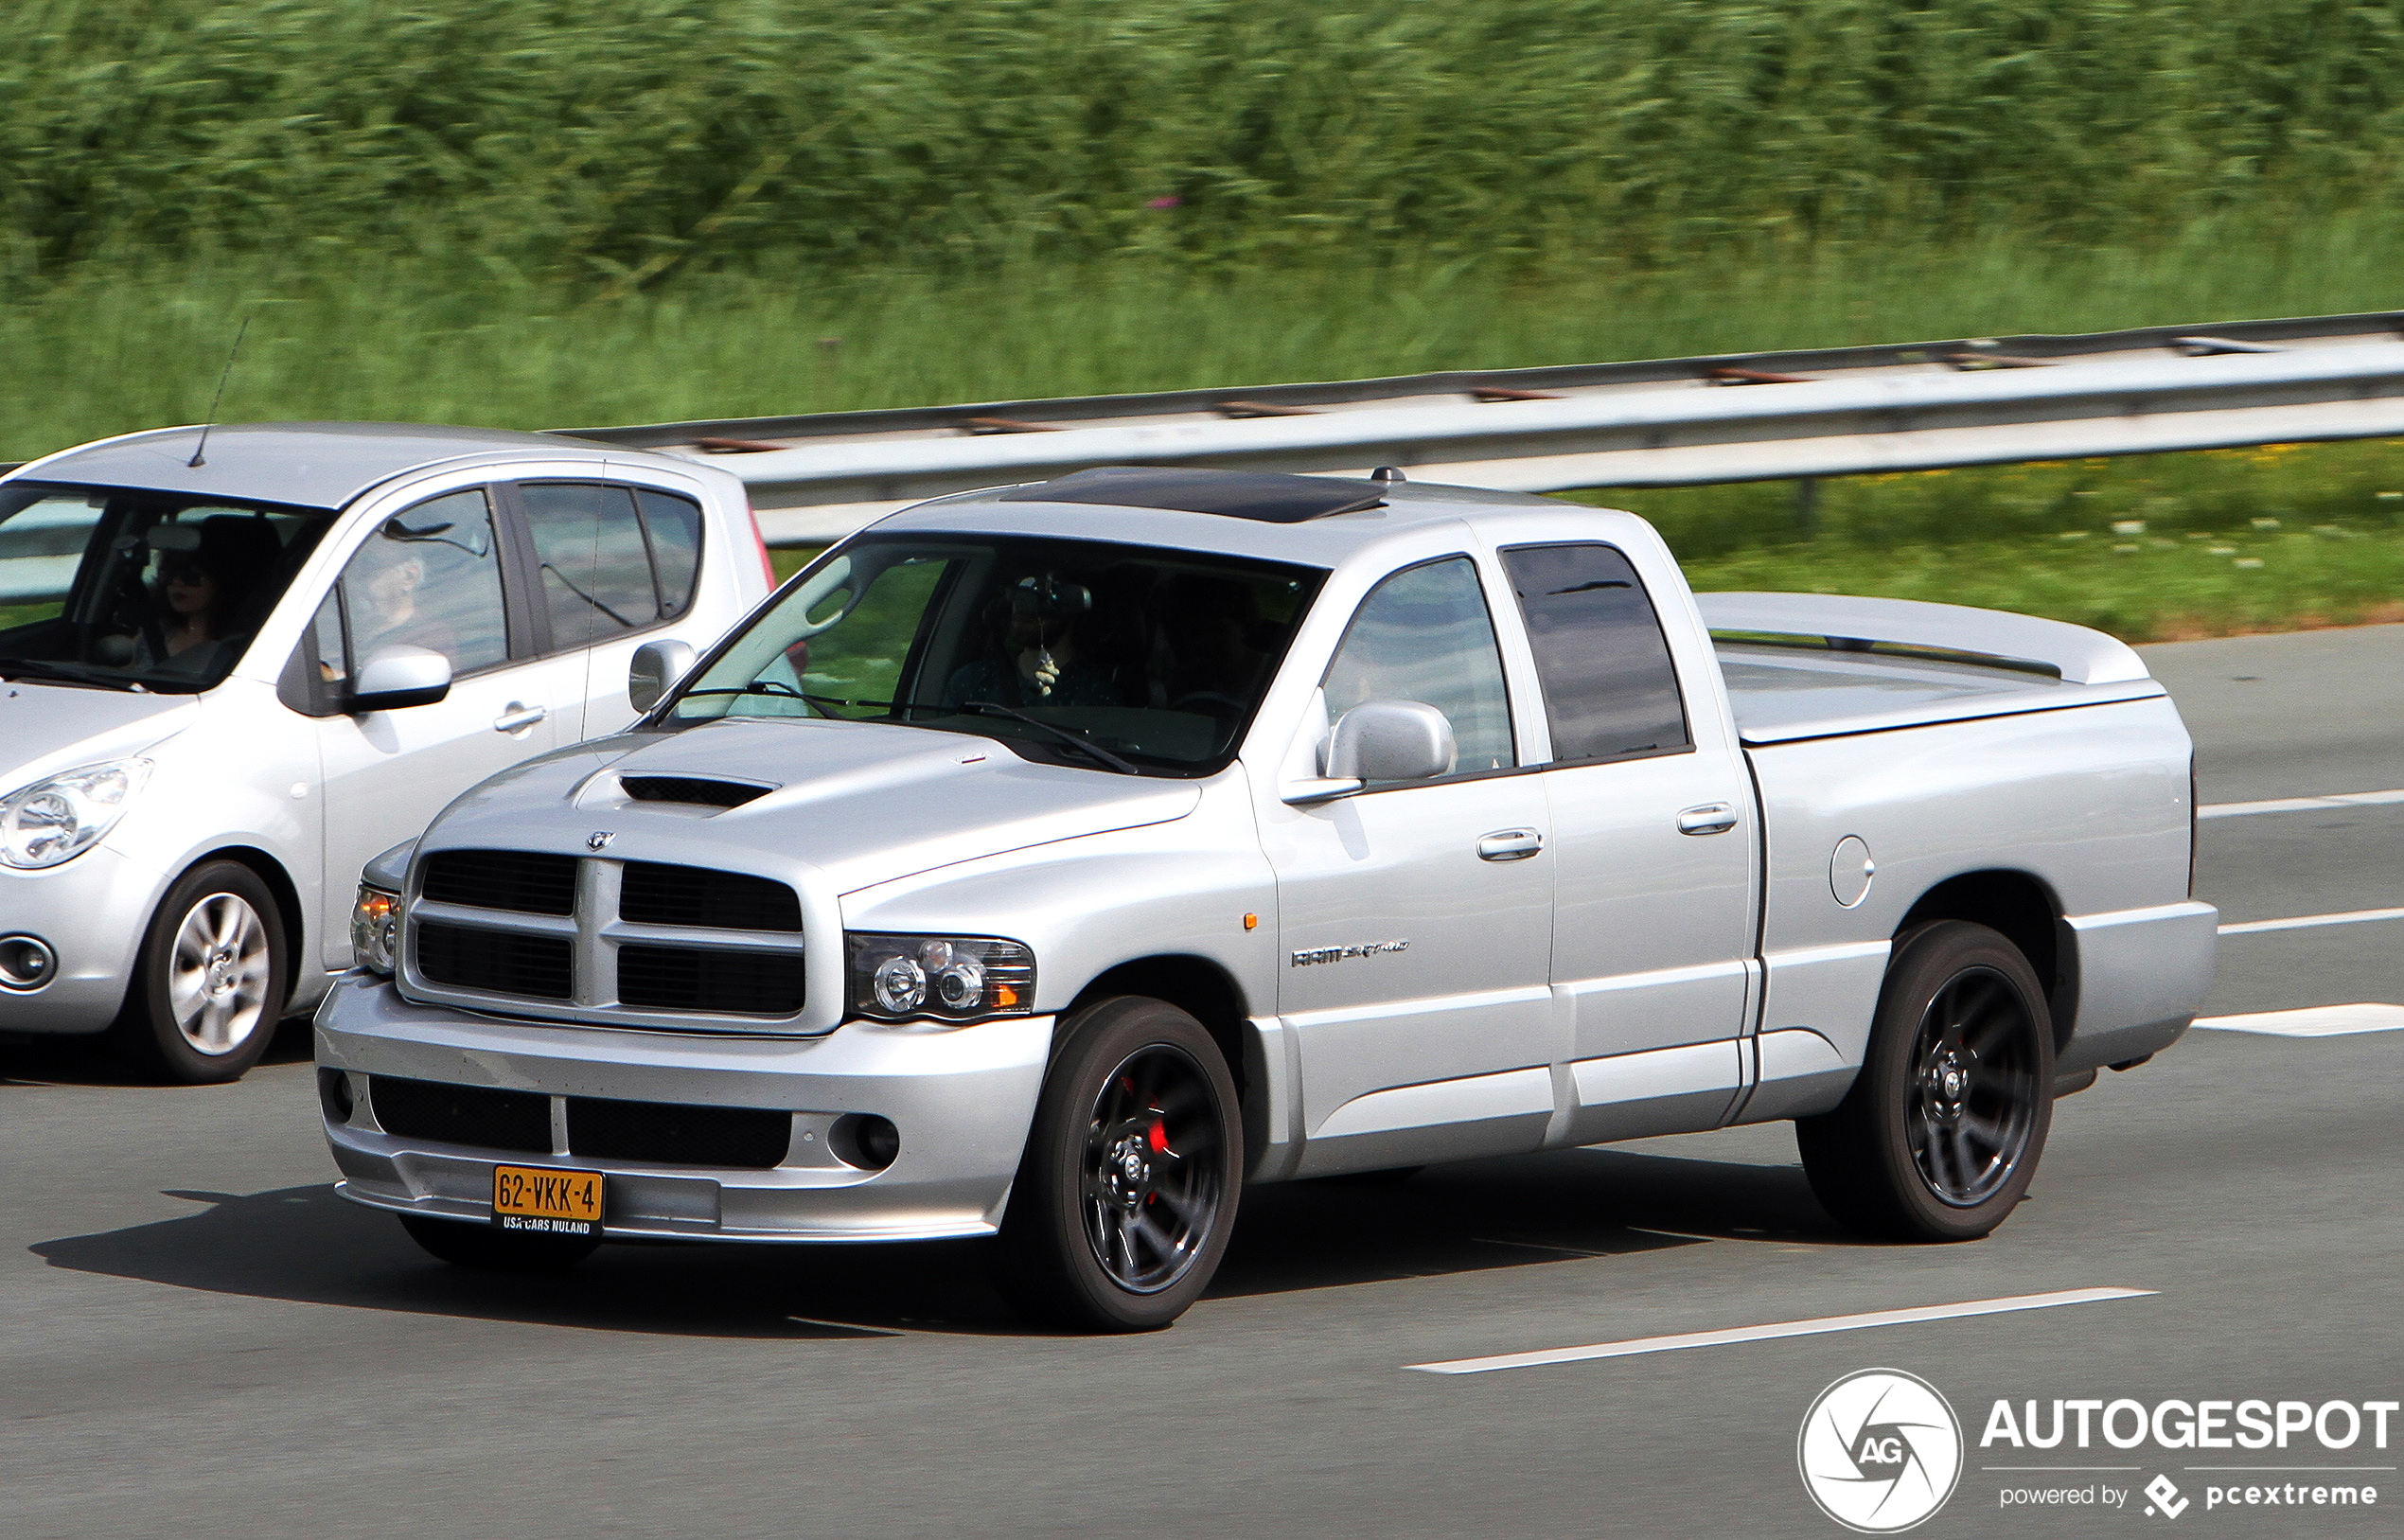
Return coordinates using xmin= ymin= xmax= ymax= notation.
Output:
xmin=2193 ymin=1003 xmax=2404 ymax=1036
xmin=2201 ymin=788 xmax=2404 ymax=819
xmin=2218 ymin=907 xmax=2404 ymax=935
xmin=1405 ymin=1286 xmax=2154 ymax=1375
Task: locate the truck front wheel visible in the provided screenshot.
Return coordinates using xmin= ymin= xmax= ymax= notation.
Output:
xmin=997 ymin=996 xmax=1243 ymax=1332
xmin=1796 ymin=921 xmax=2055 ymax=1242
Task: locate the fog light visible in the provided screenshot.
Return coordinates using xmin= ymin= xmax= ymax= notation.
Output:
xmin=831 ymin=1113 xmax=899 ymax=1171
xmin=317 ymin=1067 xmax=356 ymax=1124
xmin=0 ymin=934 xmax=56 ymax=991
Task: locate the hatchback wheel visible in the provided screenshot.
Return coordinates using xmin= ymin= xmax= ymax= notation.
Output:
xmin=112 ymin=860 xmax=287 ymax=1084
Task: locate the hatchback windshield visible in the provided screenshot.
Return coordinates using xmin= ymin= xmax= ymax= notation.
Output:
xmin=664 ymin=534 xmax=1324 ymax=775
xmin=0 ymin=481 xmax=333 ymax=693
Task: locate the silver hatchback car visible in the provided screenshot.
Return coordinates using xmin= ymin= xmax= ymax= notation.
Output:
xmin=0 ymin=423 xmax=768 ymax=1080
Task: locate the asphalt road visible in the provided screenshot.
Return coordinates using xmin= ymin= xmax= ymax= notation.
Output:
xmin=5 ymin=626 xmax=2398 ymax=1540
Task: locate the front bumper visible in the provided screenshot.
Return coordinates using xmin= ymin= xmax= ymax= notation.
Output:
xmin=314 ymin=972 xmax=1053 ymax=1243
xmin=0 ymin=846 xmax=161 ymax=1034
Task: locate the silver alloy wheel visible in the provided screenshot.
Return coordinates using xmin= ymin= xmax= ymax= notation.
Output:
xmin=167 ymin=893 xmax=273 ymax=1055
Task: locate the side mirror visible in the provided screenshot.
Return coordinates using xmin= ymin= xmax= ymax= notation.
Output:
xmin=1326 ymin=699 xmax=1456 ymax=783
xmin=628 ymin=638 xmax=697 ymax=713
xmin=347 ymin=646 xmax=451 ymax=713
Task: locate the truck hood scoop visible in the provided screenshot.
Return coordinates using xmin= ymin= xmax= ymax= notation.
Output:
xmin=619 ymin=773 xmax=774 ymax=809
xmin=455 ymin=717 xmax=1204 ymax=894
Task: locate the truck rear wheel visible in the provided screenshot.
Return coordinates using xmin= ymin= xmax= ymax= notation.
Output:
xmin=996 ymin=996 xmax=1242 ymax=1332
xmin=110 ymin=860 xmax=288 ymax=1085
xmin=1796 ymin=921 xmax=2055 ymax=1242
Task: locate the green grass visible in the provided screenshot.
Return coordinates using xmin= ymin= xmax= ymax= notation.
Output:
xmin=11 ymin=1 xmax=2404 ymax=276
xmin=10 ymin=206 xmax=2404 ymax=460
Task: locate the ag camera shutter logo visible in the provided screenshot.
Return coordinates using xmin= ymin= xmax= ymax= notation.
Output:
xmin=1798 ymin=1369 xmax=1964 ymax=1532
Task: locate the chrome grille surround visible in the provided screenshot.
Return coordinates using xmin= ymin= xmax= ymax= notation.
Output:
xmin=398 ymin=847 xmax=834 ymax=1035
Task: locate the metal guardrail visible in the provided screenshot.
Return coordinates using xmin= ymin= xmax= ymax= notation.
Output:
xmin=558 ymin=311 xmax=2404 ymax=544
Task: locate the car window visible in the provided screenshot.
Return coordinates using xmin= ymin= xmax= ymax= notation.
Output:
xmin=0 ymin=481 xmax=331 ymax=695
xmin=665 ymin=534 xmax=1320 ymax=777
xmin=1322 ymin=556 xmax=1515 ymax=775
xmin=337 ymin=489 xmax=510 ymax=676
xmin=634 ymin=489 xmax=703 ymax=618
xmin=1501 ymin=542 xmax=1690 ymax=762
xmin=0 ymin=490 xmax=102 ymax=635
xmin=519 ymin=483 xmax=663 ymax=649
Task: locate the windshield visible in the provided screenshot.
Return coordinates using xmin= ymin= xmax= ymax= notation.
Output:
xmin=663 ymin=533 xmax=1325 ymax=775
xmin=0 ymin=481 xmax=334 ymax=693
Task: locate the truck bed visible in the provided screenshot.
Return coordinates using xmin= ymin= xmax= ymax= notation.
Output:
xmin=1696 ymin=592 xmax=2166 ymax=745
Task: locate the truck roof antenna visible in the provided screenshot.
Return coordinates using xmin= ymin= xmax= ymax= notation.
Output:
xmin=186 ymin=313 xmax=252 ymax=469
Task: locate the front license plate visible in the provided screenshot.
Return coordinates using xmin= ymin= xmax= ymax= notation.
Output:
xmin=491 ymin=1164 xmax=603 ymax=1236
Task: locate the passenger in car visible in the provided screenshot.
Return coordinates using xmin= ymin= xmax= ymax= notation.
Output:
xmin=942 ymin=573 xmax=1115 ymax=708
xmin=139 ymin=516 xmax=283 ymax=673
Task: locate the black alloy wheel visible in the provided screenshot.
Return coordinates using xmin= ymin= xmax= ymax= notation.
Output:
xmin=998 ymin=996 xmax=1242 ymax=1331
xmin=1797 ymin=921 xmax=2056 ymax=1242
xmin=1081 ymin=1043 xmax=1229 ymax=1293
xmin=1905 ymin=965 xmax=2042 ymax=1207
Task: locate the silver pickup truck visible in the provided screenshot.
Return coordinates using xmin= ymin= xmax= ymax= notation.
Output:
xmin=316 ymin=467 xmax=2216 ymax=1330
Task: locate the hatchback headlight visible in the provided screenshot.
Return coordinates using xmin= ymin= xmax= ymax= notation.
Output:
xmin=848 ymin=933 xmax=1034 ymax=1022
xmin=0 ymin=759 xmax=150 ymax=869
xmin=351 ymin=885 xmax=400 ymax=974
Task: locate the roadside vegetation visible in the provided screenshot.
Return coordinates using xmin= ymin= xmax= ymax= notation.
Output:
xmin=10 ymin=0 xmax=2404 ymax=640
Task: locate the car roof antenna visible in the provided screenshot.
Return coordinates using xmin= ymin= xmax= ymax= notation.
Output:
xmin=186 ymin=312 xmax=252 ymax=469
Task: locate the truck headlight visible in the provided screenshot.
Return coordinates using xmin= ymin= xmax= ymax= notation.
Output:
xmin=351 ymin=885 xmax=399 ymax=974
xmin=848 ymin=934 xmax=1034 ymax=1023
xmin=0 ymin=759 xmax=150 ymax=869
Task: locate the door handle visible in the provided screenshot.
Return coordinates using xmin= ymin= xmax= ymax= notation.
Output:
xmin=493 ymin=702 xmax=548 ymax=735
xmin=1476 ymin=827 xmax=1544 ymax=861
xmin=1677 ymin=802 xmax=1739 ymax=836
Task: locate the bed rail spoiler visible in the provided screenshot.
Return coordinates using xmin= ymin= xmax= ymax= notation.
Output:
xmin=1696 ymin=592 xmax=2150 ymax=685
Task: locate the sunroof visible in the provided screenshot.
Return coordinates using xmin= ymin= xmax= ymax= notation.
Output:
xmin=998 ymin=466 xmax=1386 ymax=522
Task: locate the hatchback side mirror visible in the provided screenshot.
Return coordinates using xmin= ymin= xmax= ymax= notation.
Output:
xmin=1325 ymin=699 xmax=1456 ymax=783
xmin=628 ymin=638 xmax=697 ymax=713
xmin=347 ymin=646 xmax=451 ymax=713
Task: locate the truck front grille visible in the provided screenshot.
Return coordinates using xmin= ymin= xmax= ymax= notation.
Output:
xmin=403 ymin=850 xmax=807 ymax=1029
xmin=565 ymin=1095 xmax=791 ymax=1168
xmin=618 ymin=944 xmax=807 ymax=1016
xmin=621 ymin=861 xmax=801 ymax=930
xmin=415 ymin=922 xmax=574 ymax=1000
xmin=369 ymin=1075 xmax=551 ymax=1153
xmin=419 ymin=849 xmax=577 ymax=916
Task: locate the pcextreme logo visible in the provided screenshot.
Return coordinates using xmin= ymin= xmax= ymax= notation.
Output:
xmin=1799 ymin=1369 xmax=1966 ymax=1532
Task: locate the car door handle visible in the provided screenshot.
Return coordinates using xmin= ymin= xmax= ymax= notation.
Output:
xmin=1677 ymin=802 xmax=1739 ymax=836
xmin=493 ymin=702 xmax=548 ymax=735
xmin=1476 ymin=828 xmax=1544 ymax=861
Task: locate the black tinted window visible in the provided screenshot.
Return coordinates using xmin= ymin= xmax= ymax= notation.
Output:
xmin=519 ymin=483 xmax=660 ymax=648
xmin=1501 ymin=542 xmax=1689 ymax=762
xmin=634 ymin=489 xmax=702 ymax=617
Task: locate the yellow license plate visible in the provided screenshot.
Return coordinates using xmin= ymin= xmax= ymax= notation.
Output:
xmin=491 ymin=1164 xmax=603 ymax=1236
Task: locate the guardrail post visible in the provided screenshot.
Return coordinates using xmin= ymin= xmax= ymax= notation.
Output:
xmin=1794 ymin=477 xmax=1820 ymax=541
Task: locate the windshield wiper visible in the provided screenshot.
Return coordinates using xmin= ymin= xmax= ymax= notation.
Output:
xmin=960 ymin=700 xmax=1140 ymax=775
xmin=0 ymin=655 xmax=136 ymax=690
xmin=677 ymin=681 xmax=903 ymax=716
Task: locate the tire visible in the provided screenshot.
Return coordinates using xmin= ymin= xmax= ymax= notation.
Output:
xmin=1796 ymin=921 xmax=2056 ymax=1242
xmin=996 ymin=996 xmax=1243 ymax=1332
xmin=398 ymin=1213 xmax=601 ymax=1273
xmin=110 ymin=859 xmax=289 ymax=1085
